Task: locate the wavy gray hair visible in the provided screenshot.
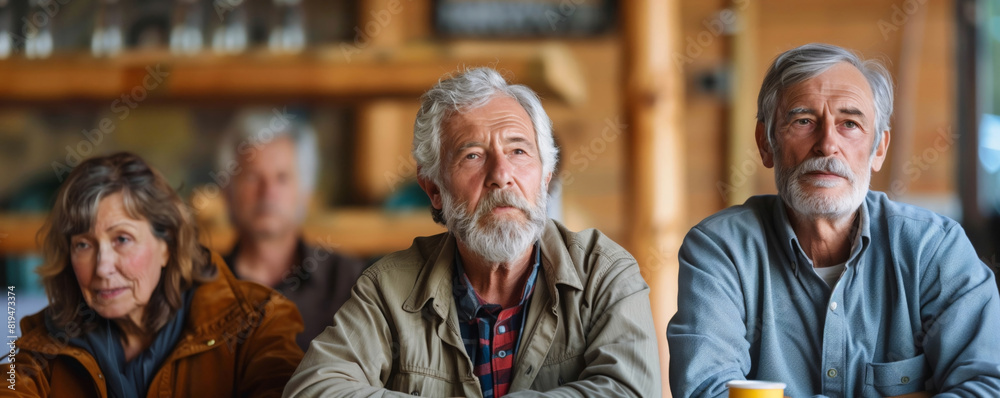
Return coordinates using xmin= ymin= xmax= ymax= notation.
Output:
xmin=757 ymin=43 xmax=894 ymax=155
xmin=412 ymin=67 xmax=559 ymax=186
xmin=216 ymin=107 xmax=318 ymax=194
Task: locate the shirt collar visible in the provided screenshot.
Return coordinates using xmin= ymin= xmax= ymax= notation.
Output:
xmin=224 ymin=237 xmax=308 ymax=282
xmin=452 ymin=242 xmax=542 ymax=322
xmin=773 ymin=193 xmax=872 ymax=275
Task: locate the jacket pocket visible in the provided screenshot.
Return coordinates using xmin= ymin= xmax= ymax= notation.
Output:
xmin=533 ymin=354 xmax=585 ymax=391
xmin=865 ymin=354 xmax=929 ymax=397
xmin=389 ymin=368 xmax=473 ymax=397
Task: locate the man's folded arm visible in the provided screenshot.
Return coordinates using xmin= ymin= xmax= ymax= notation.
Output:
xmin=918 ymin=225 xmax=1000 ymax=397
xmin=507 ymin=257 xmax=662 ymax=398
xmin=282 ymin=273 xmax=409 ymax=398
xmin=667 ymin=226 xmax=753 ymax=398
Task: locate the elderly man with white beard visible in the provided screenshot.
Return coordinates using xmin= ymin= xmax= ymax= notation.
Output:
xmin=667 ymin=43 xmax=1000 ymax=398
xmin=283 ymin=67 xmax=661 ymax=398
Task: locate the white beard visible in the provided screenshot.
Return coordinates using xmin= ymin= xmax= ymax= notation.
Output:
xmin=442 ymin=187 xmax=547 ymax=265
xmin=774 ymin=153 xmax=870 ymax=219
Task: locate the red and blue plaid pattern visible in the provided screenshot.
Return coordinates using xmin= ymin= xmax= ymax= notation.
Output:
xmin=453 ymin=244 xmax=540 ymax=398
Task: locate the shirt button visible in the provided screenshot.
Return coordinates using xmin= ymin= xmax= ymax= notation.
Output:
xmin=498 ymin=350 xmax=507 ymax=358
xmin=901 ymin=376 xmax=910 ymax=384
xmin=498 ymin=325 xmax=506 ymax=334
xmin=827 ymin=368 xmax=838 ymax=378
xmin=410 ymin=390 xmax=420 ymax=395
xmin=829 ymin=302 xmax=838 ymax=311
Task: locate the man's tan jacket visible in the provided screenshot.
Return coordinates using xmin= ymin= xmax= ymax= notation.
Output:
xmin=283 ymin=219 xmax=661 ymax=397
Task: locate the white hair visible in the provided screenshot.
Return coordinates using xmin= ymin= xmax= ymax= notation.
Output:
xmin=412 ymin=67 xmax=559 ymax=186
xmin=216 ymin=107 xmax=318 ymax=194
xmin=757 ymin=43 xmax=895 ymax=155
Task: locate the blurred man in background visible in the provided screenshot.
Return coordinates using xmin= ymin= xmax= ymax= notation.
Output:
xmin=218 ymin=108 xmax=365 ymax=350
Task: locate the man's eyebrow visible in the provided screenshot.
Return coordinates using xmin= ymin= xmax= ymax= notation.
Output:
xmin=456 ymin=141 xmax=483 ymax=152
xmin=505 ymin=136 xmax=531 ymax=145
xmin=785 ymin=107 xmax=869 ymax=120
xmin=786 ymin=107 xmax=816 ymax=118
xmin=838 ymin=107 xmax=868 ymax=119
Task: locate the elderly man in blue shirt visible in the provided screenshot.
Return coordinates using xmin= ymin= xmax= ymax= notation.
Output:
xmin=667 ymin=43 xmax=1000 ymax=397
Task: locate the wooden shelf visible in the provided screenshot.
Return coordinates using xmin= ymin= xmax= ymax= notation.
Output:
xmin=0 ymin=43 xmax=586 ymax=104
xmin=0 ymin=208 xmax=445 ymax=258
xmin=0 ymin=41 xmax=582 ymax=258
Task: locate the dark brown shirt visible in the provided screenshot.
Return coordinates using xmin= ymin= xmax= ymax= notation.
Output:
xmin=226 ymin=238 xmax=366 ymax=350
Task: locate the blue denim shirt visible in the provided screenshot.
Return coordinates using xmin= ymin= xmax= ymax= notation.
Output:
xmin=667 ymin=191 xmax=1000 ymax=397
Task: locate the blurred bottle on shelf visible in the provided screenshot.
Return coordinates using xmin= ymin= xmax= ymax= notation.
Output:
xmin=0 ymin=0 xmax=12 ymax=59
xmin=170 ymin=0 xmax=203 ymax=55
xmin=92 ymin=0 xmax=124 ymax=57
xmin=24 ymin=0 xmax=54 ymax=59
xmin=211 ymin=0 xmax=247 ymax=54
xmin=269 ymin=0 xmax=305 ymax=54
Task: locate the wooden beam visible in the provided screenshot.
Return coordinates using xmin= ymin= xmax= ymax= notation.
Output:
xmin=0 ymin=44 xmax=584 ymax=104
xmin=726 ymin=0 xmax=760 ymax=206
xmin=358 ymin=0 xmax=408 ymax=48
xmin=354 ymin=0 xmax=413 ymax=203
xmin=0 ymin=209 xmax=445 ymax=258
xmin=887 ymin=0 xmax=929 ymax=197
xmin=622 ymin=0 xmax=686 ymax=396
xmin=355 ymin=100 xmax=415 ymax=202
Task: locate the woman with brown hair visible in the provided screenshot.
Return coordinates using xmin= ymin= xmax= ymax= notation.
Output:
xmin=10 ymin=152 xmax=304 ymax=398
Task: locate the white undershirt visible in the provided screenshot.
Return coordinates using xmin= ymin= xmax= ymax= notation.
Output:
xmin=812 ymin=216 xmax=863 ymax=288
xmin=814 ymin=263 xmax=846 ymax=287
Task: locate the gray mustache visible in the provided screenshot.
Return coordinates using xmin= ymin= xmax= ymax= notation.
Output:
xmin=475 ymin=190 xmax=532 ymax=217
xmin=794 ymin=157 xmax=855 ymax=183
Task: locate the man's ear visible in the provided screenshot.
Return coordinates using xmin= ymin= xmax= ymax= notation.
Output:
xmin=870 ymin=130 xmax=891 ymax=172
xmin=755 ymin=121 xmax=775 ymax=168
xmin=417 ymin=171 xmax=443 ymax=211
